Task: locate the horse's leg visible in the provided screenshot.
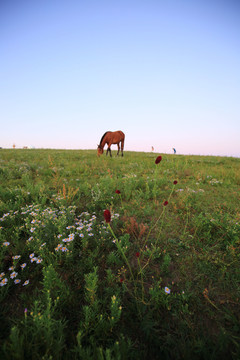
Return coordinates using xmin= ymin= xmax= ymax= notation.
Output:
xmin=106 ymin=147 xmax=112 ymax=157
xmin=107 ymin=142 xmax=112 ymax=157
xmin=117 ymin=143 xmax=120 ymax=156
xmin=106 ymin=147 xmax=111 ymax=156
xmin=121 ymin=139 xmax=124 ymax=157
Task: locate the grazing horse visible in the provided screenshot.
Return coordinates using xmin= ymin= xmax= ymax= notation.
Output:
xmin=97 ymin=131 xmax=125 ymax=157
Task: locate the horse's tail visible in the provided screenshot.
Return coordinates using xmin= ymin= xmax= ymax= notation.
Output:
xmin=99 ymin=131 xmax=109 ymax=147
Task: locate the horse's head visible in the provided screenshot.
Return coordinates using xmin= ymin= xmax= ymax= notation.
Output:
xmin=97 ymin=145 xmax=103 ymax=156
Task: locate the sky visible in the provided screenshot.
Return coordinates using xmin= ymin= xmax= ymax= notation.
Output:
xmin=0 ymin=0 xmax=240 ymax=157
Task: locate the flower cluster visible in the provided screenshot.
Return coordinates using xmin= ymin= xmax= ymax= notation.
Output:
xmin=0 ymin=205 xmax=101 ymax=289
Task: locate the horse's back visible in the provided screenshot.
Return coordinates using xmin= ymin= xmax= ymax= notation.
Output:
xmin=112 ymin=131 xmax=124 ymax=142
xmin=105 ymin=131 xmax=124 ymax=142
xmin=116 ymin=130 xmax=125 ymax=140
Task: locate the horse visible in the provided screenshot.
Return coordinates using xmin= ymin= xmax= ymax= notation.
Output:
xmin=97 ymin=131 xmax=125 ymax=157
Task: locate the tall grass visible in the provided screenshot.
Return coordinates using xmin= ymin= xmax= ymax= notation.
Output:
xmin=0 ymin=149 xmax=239 ymax=359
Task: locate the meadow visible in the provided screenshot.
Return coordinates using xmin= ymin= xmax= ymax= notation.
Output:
xmin=0 ymin=149 xmax=239 ymax=359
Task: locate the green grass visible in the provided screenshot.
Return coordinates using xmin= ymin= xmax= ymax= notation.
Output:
xmin=0 ymin=149 xmax=239 ymax=359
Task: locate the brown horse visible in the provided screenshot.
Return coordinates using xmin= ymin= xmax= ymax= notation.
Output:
xmin=97 ymin=131 xmax=125 ymax=157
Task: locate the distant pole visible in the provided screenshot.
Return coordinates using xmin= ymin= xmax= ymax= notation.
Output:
xmin=151 ymin=146 xmax=154 ymax=152
xmin=13 ymin=144 xmax=16 ymax=149
xmin=173 ymin=148 xmax=176 ymax=154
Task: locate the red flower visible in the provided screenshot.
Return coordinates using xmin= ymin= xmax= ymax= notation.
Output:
xmin=163 ymin=201 xmax=168 ymax=206
xmin=103 ymin=209 xmax=111 ymax=223
xmin=173 ymin=180 xmax=178 ymax=185
xmin=120 ymin=278 xmax=124 ymax=283
xmin=155 ymin=155 xmax=162 ymax=164
xmin=115 ymin=189 xmax=121 ymax=194
xmin=135 ymin=252 xmax=140 ymax=258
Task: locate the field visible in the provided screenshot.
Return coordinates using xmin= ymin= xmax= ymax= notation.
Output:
xmin=0 ymin=149 xmax=239 ymax=359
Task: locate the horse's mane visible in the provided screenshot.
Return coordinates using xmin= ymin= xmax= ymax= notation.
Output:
xmin=99 ymin=131 xmax=109 ymax=146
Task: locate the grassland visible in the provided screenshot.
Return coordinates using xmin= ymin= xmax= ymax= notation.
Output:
xmin=0 ymin=149 xmax=239 ymax=359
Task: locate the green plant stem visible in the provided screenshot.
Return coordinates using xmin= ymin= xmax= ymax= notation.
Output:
xmin=120 ymin=194 xmax=124 ymax=210
xmin=138 ymin=258 xmax=145 ymax=302
xmin=107 ymin=223 xmax=143 ymax=317
xmin=140 ymin=184 xmax=176 ymax=271
xmin=107 ymin=223 xmax=134 ymax=281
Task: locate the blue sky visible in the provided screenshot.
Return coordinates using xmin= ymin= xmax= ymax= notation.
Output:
xmin=1 ymin=0 xmax=240 ymax=156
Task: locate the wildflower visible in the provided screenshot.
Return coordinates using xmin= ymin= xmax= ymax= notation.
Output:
xmin=88 ymin=233 xmax=94 ymax=236
xmin=135 ymin=252 xmax=140 ymax=258
xmin=20 ymin=263 xmax=27 ymax=269
xmin=14 ymin=279 xmax=21 ymax=284
xmin=29 ymin=253 xmax=35 ymax=259
xmin=36 ymin=258 xmax=43 ymax=264
xmin=23 ymin=280 xmax=29 ymax=286
xmin=2 ymin=242 xmax=10 ymax=246
xmin=155 ymin=155 xmax=162 ymax=164
xmin=12 ymin=255 xmax=21 ymax=260
xmin=164 ymin=287 xmax=171 ymax=294
xmin=0 ymin=272 xmax=5 ymax=279
xmin=120 ymin=278 xmax=124 ymax=283
xmin=61 ymin=247 xmax=68 ymax=252
xmin=10 ymin=272 xmax=18 ymax=279
xmin=8 ymin=266 xmax=15 ymax=271
xmin=173 ymin=180 xmax=178 ymax=185
xmin=104 ymin=209 xmax=111 ymax=223
xmin=79 ymin=233 xmax=84 ymax=238
xmin=115 ymin=189 xmax=121 ymax=194
xmin=163 ymin=201 xmax=168 ymax=206
xmin=57 ymin=234 xmax=62 ymax=239
xmin=30 ymin=227 xmax=36 ymax=233
xmin=31 ymin=257 xmax=37 ymax=263
xmin=0 ymin=278 xmax=8 ymax=286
